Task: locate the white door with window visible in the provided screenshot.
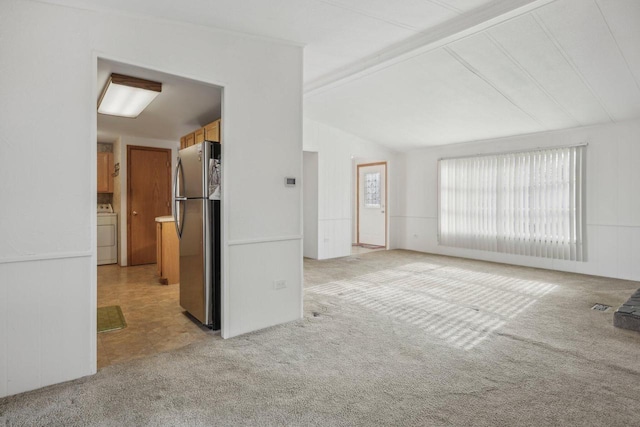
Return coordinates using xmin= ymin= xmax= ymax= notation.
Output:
xmin=358 ymin=163 xmax=386 ymax=247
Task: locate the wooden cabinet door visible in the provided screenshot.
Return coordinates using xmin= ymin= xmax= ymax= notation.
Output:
xmin=180 ymin=120 xmax=220 ymax=150
xmin=204 ymin=120 xmax=220 ymax=142
xmin=155 ymin=220 xmax=180 ymax=285
xmin=156 ymin=222 xmax=163 ymax=277
xmin=97 ymin=152 xmax=114 ymax=193
xmin=161 ymin=221 xmax=180 ymax=285
xmin=195 ymin=128 xmax=205 ymax=144
xmin=184 ymin=132 xmax=195 ymax=147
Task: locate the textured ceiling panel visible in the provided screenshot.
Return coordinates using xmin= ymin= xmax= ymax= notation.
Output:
xmin=595 ymin=0 xmax=640 ymax=89
xmin=536 ymin=0 xmax=640 ymax=121
xmin=440 ymin=0 xmax=497 ymax=12
xmin=306 ymin=48 xmax=540 ymax=149
xmin=307 ymin=0 xmax=640 ymax=149
xmin=486 ymin=13 xmax=611 ymax=127
xmin=447 ymin=32 xmax=578 ymax=130
xmin=320 ymin=0 xmax=458 ymax=31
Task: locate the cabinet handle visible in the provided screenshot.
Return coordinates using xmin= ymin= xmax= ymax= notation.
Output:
xmin=133 ymin=211 xmax=138 ymax=216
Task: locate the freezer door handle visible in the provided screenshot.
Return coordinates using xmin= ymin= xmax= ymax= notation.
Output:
xmin=174 ymin=157 xmax=184 ymax=199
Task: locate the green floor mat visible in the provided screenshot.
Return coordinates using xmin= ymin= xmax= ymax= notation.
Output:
xmin=97 ymin=305 xmax=127 ymax=333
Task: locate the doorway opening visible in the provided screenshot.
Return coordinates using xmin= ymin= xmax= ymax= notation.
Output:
xmin=354 ymin=161 xmax=387 ymax=255
xmin=96 ymin=58 xmax=223 ymax=369
xmin=303 ymin=151 xmax=319 ymax=259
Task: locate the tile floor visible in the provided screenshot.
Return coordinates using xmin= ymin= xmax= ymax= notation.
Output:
xmin=97 ymin=264 xmax=216 ymax=368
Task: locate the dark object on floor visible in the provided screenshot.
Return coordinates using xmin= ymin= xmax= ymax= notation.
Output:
xmin=97 ymin=305 xmax=127 ymax=333
xmin=357 ymin=244 xmax=385 ymax=249
xmin=613 ymin=289 xmax=640 ymax=332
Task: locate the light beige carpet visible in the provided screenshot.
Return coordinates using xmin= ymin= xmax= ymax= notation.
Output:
xmin=1 ymin=250 xmax=639 ymax=426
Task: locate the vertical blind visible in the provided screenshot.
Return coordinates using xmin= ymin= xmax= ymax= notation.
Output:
xmin=439 ymin=145 xmax=586 ymax=261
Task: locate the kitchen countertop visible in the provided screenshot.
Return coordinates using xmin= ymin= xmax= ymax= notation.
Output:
xmin=155 ymin=215 xmax=175 ymax=223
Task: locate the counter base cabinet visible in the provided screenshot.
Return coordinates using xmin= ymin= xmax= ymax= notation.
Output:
xmin=156 ymin=219 xmax=180 ymax=285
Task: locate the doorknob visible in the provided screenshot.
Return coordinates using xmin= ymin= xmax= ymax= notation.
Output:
xmin=133 ymin=211 xmax=138 ymax=216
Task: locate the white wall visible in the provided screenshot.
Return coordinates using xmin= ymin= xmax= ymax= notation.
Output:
xmin=303 ymin=152 xmax=319 ymax=259
xmin=115 ymin=135 xmax=179 ymax=266
xmin=0 ymin=0 xmax=302 ymax=397
xmin=303 ymin=119 xmax=395 ymax=259
xmin=392 ymin=119 xmax=640 ymax=281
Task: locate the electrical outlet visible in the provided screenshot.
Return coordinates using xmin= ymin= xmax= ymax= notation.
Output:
xmin=274 ymin=280 xmax=286 ymax=290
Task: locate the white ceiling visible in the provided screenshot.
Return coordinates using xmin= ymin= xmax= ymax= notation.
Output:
xmin=97 ymin=59 xmax=221 ymax=143
xmin=48 ymin=0 xmax=640 ymax=150
xmin=305 ymin=0 xmax=640 ymax=149
xmin=42 ymin=0 xmax=499 ymax=84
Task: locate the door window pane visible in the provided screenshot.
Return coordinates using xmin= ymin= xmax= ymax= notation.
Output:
xmin=365 ymin=172 xmax=381 ymax=208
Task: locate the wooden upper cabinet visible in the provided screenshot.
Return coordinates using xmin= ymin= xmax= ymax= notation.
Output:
xmin=194 ymin=128 xmax=205 ymax=144
xmin=204 ymin=119 xmax=220 ymax=142
xmin=97 ymin=152 xmax=114 ymax=193
xmin=179 ymin=132 xmax=195 ymax=150
xmin=184 ymin=132 xmax=195 ymax=148
xmin=179 ymin=119 xmax=221 ymax=150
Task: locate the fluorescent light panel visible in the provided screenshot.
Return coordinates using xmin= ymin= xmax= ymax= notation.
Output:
xmin=98 ymin=73 xmax=162 ymax=118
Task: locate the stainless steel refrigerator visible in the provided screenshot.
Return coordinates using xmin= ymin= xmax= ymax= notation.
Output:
xmin=173 ymin=141 xmax=221 ymax=329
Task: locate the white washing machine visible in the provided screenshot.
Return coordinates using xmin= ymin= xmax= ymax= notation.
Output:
xmin=97 ymin=204 xmax=118 ymax=265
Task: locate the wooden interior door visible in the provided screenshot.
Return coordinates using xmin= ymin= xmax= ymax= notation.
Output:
xmin=128 ymin=146 xmax=172 ymax=266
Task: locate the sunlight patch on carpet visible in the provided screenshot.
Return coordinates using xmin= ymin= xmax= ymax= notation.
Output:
xmin=307 ymin=262 xmax=556 ymax=350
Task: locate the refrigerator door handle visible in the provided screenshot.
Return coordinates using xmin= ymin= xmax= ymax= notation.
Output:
xmin=174 ymin=198 xmax=185 ymax=239
xmin=174 ymin=157 xmax=186 ymax=239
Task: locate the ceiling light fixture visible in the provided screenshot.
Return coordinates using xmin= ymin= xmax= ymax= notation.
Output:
xmin=97 ymin=73 xmax=162 ymax=118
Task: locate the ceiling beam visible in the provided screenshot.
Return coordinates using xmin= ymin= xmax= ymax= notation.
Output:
xmin=304 ymin=0 xmax=559 ymax=97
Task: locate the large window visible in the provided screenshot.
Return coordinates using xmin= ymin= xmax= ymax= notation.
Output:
xmin=438 ymin=145 xmax=586 ymax=261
